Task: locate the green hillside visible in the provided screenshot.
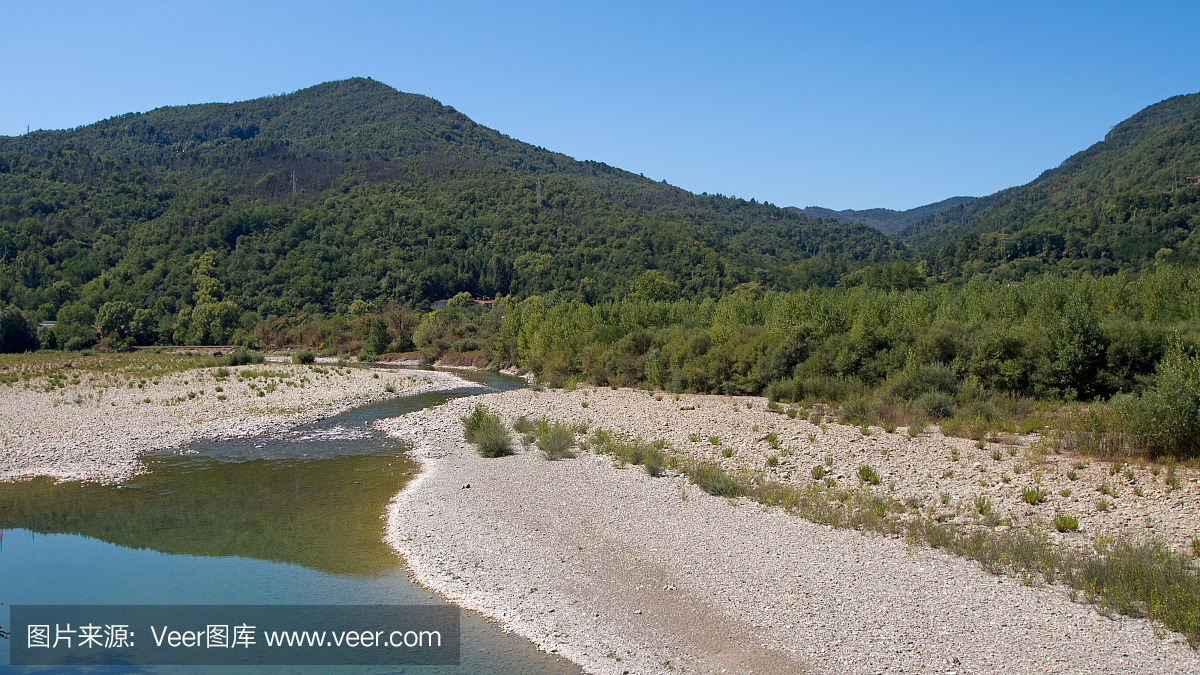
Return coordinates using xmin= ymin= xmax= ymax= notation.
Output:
xmin=0 ymin=78 xmax=901 ymax=331
xmin=902 ymin=92 xmax=1200 ymax=281
xmin=791 ymin=197 xmax=974 ymax=235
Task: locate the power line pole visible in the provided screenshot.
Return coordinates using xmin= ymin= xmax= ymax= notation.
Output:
xmin=291 ymin=171 xmax=296 ymax=197
xmin=1000 ymin=232 xmax=1007 ymax=260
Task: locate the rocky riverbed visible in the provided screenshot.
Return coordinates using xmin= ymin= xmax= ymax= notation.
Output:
xmin=0 ymin=359 xmax=478 ymax=482
xmin=382 ymin=386 xmax=1200 ymax=675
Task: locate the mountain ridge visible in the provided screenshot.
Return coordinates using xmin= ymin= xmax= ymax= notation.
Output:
xmin=789 ymin=197 xmax=975 ymax=236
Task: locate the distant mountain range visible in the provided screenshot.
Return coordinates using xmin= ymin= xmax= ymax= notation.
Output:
xmin=789 ymin=197 xmax=975 ymax=236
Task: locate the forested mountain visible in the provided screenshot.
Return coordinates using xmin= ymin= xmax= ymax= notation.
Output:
xmin=902 ymin=92 xmax=1200 ymax=281
xmin=790 ymin=197 xmax=974 ymax=235
xmin=0 ymin=77 xmax=902 ymax=332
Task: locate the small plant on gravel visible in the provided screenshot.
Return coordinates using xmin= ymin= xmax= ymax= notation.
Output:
xmin=709 ymin=436 xmax=720 ymax=445
xmin=950 ymin=448 xmax=960 ymax=462
xmin=1098 ymin=484 xmax=1114 ymax=496
xmin=766 ymin=455 xmax=779 ymax=467
xmin=975 ymin=438 xmax=987 ymax=450
xmin=384 ymin=383 xmax=395 ymax=393
xmin=721 ymin=447 xmax=734 ymax=458
xmin=1096 ymin=499 xmax=1110 ymax=512
xmin=860 ymin=425 xmax=871 ymax=436
xmin=1134 ymin=487 xmax=1144 ymax=497
xmin=217 ymin=394 xmax=226 ymax=401
xmin=824 ymin=455 xmax=834 ymax=467
xmin=215 ymin=367 xmax=230 ymax=378
xmin=511 ymin=416 xmax=536 ymax=434
xmin=1067 ymin=470 xmax=1079 ymax=481
xmin=688 ymin=433 xmax=699 ymax=441
xmin=1013 ymin=464 xmax=1024 ymax=474
xmin=940 ymin=492 xmax=951 ymax=505
xmin=1060 ymin=488 xmax=1072 ymax=497
xmin=1109 ymin=463 xmax=1121 ymax=476
xmin=882 ymin=421 xmax=897 ymax=433
xmin=809 ymin=412 xmax=823 ymax=424
xmin=765 ymin=432 xmax=778 ymax=443
xmin=992 ymin=449 xmax=1003 ymax=461
xmin=1166 ymin=468 xmax=1180 ymax=490
xmin=655 ymin=394 xmax=663 ymax=401
xmin=787 ymin=408 xmax=798 ymax=419
xmin=1192 ymin=538 xmax=1200 ymax=558
xmin=824 ymin=477 xmax=837 ymax=488
xmin=858 ymin=465 xmax=882 ymax=485
xmin=811 ymin=465 xmax=826 ymax=480
xmin=537 ymin=420 xmax=577 ymax=460
xmin=1001 ymin=474 xmax=1012 ymax=483
xmin=974 ymin=495 xmax=992 ymax=516
xmin=1021 ymin=486 xmax=1046 ymax=504
xmin=580 ymin=400 xmax=588 ymax=408
xmin=1053 ymin=514 xmax=1079 ymax=532
xmin=1150 ymin=465 xmax=1161 ymax=477
xmin=292 ymin=349 xmax=316 ymax=365
xmin=942 ymin=469 xmax=955 ymax=479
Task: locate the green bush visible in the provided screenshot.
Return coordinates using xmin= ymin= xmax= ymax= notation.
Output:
xmin=293 ymin=349 xmax=316 ymax=364
xmin=690 ymin=462 xmax=739 ymax=496
xmin=1112 ymin=337 xmax=1200 ymax=458
xmin=537 ymin=420 xmax=576 ymax=460
xmin=889 ymin=362 xmax=959 ymax=401
xmin=225 ymin=347 xmax=264 ymax=366
xmin=460 ymin=404 xmax=513 ymax=458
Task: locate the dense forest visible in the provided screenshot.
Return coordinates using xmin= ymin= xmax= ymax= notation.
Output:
xmin=0 ymin=77 xmax=900 ymax=340
xmin=901 ymin=92 xmax=1200 ymax=279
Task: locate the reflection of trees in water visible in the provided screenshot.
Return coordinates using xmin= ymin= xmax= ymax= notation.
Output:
xmin=0 ymin=451 xmax=414 ymax=576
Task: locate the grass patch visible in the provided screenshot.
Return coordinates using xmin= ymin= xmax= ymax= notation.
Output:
xmin=857 ymin=465 xmax=882 ymax=485
xmin=1053 ymin=514 xmax=1079 ymax=532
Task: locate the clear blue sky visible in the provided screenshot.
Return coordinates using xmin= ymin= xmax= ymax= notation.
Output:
xmin=2 ymin=1 xmax=1198 ymax=211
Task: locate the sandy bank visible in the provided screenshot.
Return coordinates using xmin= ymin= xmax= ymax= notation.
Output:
xmin=0 ymin=363 xmax=479 ymax=483
xmin=381 ymin=387 xmax=1199 ymax=675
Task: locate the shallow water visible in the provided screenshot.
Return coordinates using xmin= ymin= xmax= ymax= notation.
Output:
xmin=0 ymin=369 xmax=582 ymax=674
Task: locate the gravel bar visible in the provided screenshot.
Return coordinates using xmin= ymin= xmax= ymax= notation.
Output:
xmin=0 ymin=365 xmax=479 ymax=483
xmin=382 ymin=387 xmax=1200 ymax=675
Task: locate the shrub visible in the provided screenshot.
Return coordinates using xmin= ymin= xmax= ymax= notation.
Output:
xmin=974 ymin=495 xmax=992 ymax=516
xmin=1054 ymin=514 xmax=1079 ymax=532
xmin=914 ymin=391 xmax=955 ymax=419
xmin=468 ymin=419 xmax=511 ymax=457
xmin=709 ymin=436 xmax=720 ymax=445
xmin=1112 ymin=336 xmax=1200 ymax=458
xmin=787 ymin=408 xmax=798 ymax=418
xmin=538 ymin=420 xmax=576 ymax=460
xmin=690 ymin=462 xmax=739 ymax=497
xmin=293 ymin=349 xmax=316 ymax=364
xmin=858 ymin=465 xmax=882 ymax=485
xmin=225 ymin=347 xmax=264 ymax=366
xmin=766 ymin=455 xmax=779 ymax=467
xmin=888 ymin=362 xmax=959 ymax=401
xmin=811 ymin=465 xmax=826 ymax=480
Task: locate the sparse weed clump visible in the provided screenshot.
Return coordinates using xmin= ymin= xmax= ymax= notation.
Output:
xmin=974 ymin=495 xmax=992 ymax=516
xmin=811 ymin=465 xmax=826 ymax=480
xmin=1022 ymin=486 xmax=1047 ymax=505
xmin=858 ymin=465 xmax=882 ymax=485
xmin=1053 ymin=514 xmax=1079 ymax=532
